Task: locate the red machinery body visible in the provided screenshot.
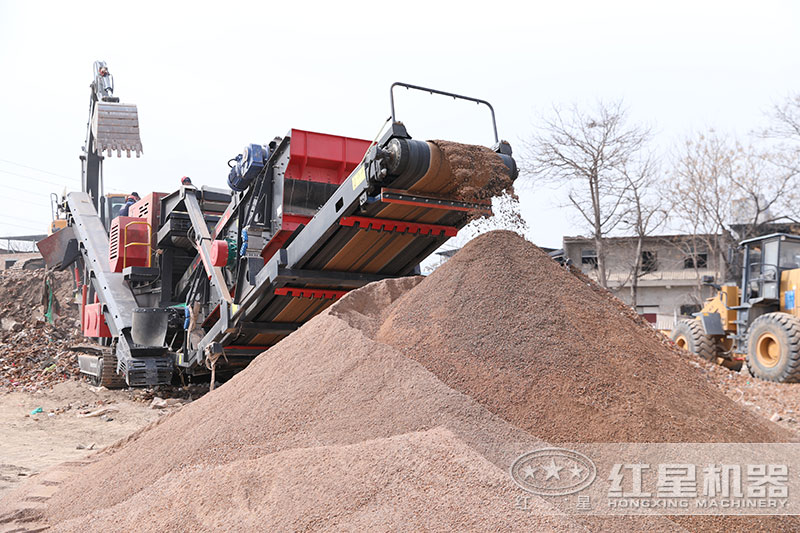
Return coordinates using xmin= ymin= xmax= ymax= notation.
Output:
xmin=260 ymin=129 xmax=371 ymax=262
xmin=285 ymin=129 xmax=370 ymax=184
xmin=83 ymin=302 xmax=111 ymax=337
xmin=109 ymin=216 xmax=152 ymax=272
xmin=130 ymin=192 xmax=166 ymax=263
xmin=129 ymin=192 xmax=166 ymax=229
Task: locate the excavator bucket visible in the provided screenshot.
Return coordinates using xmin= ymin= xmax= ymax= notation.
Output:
xmin=92 ymin=102 xmax=143 ymax=157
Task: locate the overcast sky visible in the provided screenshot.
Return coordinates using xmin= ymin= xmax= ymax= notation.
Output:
xmin=1 ymin=0 xmax=798 ymax=248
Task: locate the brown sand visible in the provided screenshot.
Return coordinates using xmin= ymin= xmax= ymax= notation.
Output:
xmin=1 ymin=231 xmax=795 ymax=532
xmin=429 ymin=140 xmax=515 ymax=202
xmin=48 ymin=428 xmax=576 ymax=532
xmin=8 ymin=279 xmax=572 ymax=530
xmin=371 ymin=231 xmax=790 ymax=443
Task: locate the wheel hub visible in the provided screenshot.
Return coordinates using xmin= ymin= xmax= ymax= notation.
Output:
xmin=675 ymin=335 xmax=688 ymax=350
xmin=756 ymin=332 xmax=781 ymax=368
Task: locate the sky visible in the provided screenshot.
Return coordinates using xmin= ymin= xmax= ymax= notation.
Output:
xmin=0 ymin=0 xmax=799 ymax=249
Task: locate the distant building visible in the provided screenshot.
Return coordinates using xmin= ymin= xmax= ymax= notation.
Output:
xmin=0 ymin=234 xmax=46 ymax=270
xmin=562 ymin=234 xmax=726 ymax=330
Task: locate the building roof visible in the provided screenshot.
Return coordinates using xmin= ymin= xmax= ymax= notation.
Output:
xmin=563 ymin=233 xmax=722 ymax=244
xmin=739 ymin=232 xmax=800 ymax=246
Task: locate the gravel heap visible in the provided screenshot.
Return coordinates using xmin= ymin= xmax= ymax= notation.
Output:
xmin=1 ymin=231 xmax=795 ymax=532
xmin=371 ymin=231 xmax=785 ymax=443
xmin=0 ymin=269 xmax=82 ymax=391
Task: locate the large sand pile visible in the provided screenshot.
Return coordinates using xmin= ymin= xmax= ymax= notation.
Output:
xmin=369 ymin=231 xmax=784 ymax=442
xmin=1 ymin=231 xmax=795 ymax=532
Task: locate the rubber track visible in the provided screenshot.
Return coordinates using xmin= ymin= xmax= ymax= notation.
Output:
xmin=746 ymin=312 xmax=800 ymax=383
xmin=100 ymin=352 xmax=127 ymax=389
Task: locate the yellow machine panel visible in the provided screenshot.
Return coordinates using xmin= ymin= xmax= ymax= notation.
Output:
xmin=780 ymin=268 xmax=800 ymax=317
xmin=700 ymin=284 xmax=739 ymax=332
xmin=49 ymin=219 xmax=67 ymax=235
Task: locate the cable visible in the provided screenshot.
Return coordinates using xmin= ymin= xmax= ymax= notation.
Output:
xmin=0 ymin=182 xmax=56 ymax=199
xmin=0 ymin=196 xmax=49 ymax=208
xmin=0 ymin=157 xmax=78 ymax=182
xmin=0 ymin=213 xmax=47 ymax=226
xmin=0 ymin=168 xmax=77 ymax=188
xmin=0 ymin=220 xmax=43 ymax=233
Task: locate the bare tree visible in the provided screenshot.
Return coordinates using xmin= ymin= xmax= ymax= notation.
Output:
xmin=669 ymin=131 xmax=737 ymax=280
xmin=619 ymin=155 xmax=666 ymax=308
xmin=729 ymin=144 xmax=800 ymax=233
xmin=767 ymin=93 xmax=800 ymax=140
xmin=524 ymin=100 xmax=650 ymax=287
xmin=668 ymin=129 xmax=800 ymax=282
xmin=761 ymin=93 xmax=800 ymax=212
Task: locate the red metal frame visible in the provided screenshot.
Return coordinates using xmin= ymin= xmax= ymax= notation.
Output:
xmin=285 ymin=129 xmax=371 ymax=185
xmin=225 ymin=345 xmax=272 ymax=351
xmin=274 ymin=287 xmax=349 ymax=300
xmin=129 ymin=192 xmax=166 ymax=230
xmin=83 ymin=302 xmax=111 ymax=338
xmin=260 ymin=214 xmax=312 ymax=263
xmin=339 ymin=216 xmax=459 ymax=237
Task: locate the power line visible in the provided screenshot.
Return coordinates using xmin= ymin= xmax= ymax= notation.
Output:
xmin=0 ymin=157 xmax=78 ymax=182
xmin=0 ymin=220 xmax=43 ymax=233
xmin=0 ymin=195 xmax=49 ymax=209
xmin=0 ymin=168 xmax=77 ymax=189
xmin=0 ymin=182 xmax=55 ymax=199
xmin=0 ymin=213 xmax=48 ymax=226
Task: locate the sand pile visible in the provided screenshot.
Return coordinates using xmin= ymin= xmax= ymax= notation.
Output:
xmin=1 ymin=231 xmax=793 ymax=532
xmin=368 ymin=231 xmax=785 ymax=443
xmin=0 ymin=269 xmax=81 ymax=391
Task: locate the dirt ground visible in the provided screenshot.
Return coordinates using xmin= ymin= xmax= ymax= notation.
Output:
xmin=681 ymin=351 xmax=800 ymax=434
xmin=0 ymin=381 xmax=189 ymax=495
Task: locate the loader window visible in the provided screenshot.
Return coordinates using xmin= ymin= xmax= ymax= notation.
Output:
xmin=753 ymin=239 xmax=780 ymax=299
xmin=108 ymin=196 xmax=126 ymax=219
xmin=747 ymin=244 xmax=762 ymax=276
xmin=680 ymin=304 xmax=701 ymax=316
xmin=763 ymin=240 xmax=779 ymax=280
xmin=779 ymin=240 xmax=800 ymax=270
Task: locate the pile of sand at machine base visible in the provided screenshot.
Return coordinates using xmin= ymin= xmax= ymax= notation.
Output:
xmin=1 ymin=231 xmax=796 ymax=532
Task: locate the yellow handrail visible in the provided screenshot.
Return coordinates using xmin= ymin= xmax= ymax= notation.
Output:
xmin=123 ymin=220 xmax=152 ymax=269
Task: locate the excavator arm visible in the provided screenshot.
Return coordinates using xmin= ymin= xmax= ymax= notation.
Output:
xmin=81 ymin=61 xmax=143 ymax=212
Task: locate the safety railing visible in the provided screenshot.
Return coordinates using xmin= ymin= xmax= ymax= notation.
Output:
xmin=123 ymin=220 xmax=152 ymax=269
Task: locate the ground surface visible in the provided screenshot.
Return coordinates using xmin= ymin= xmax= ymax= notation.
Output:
xmin=684 ymin=352 xmax=800 ymax=434
xmin=0 ymin=381 xmax=195 ymax=496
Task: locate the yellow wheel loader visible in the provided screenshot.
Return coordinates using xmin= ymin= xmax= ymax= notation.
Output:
xmin=672 ymin=233 xmax=800 ymax=383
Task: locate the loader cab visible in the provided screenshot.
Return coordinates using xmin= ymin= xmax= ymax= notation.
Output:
xmin=99 ymin=193 xmax=128 ymax=231
xmin=740 ymin=233 xmax=800 ymax=306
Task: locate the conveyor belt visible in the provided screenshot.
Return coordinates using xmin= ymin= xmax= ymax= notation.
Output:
xmin=195 ymin=136 xmax=516 ymax=360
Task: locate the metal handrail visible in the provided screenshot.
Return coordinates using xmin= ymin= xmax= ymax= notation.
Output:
xmin=389 ymin=82 xmax=499 ymax=144
xmin=122 ymin=220 xmax=152 ymax=269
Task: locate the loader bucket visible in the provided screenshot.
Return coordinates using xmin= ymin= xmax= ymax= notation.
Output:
xmin=92 ymin=102 xmax=143 ymax=157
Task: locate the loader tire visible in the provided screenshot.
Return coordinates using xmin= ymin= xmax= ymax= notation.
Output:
xmin=671 ymin=319 xmax=717 ymax=362
xmin=746 ymin=312 xmax=800 ymax=383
